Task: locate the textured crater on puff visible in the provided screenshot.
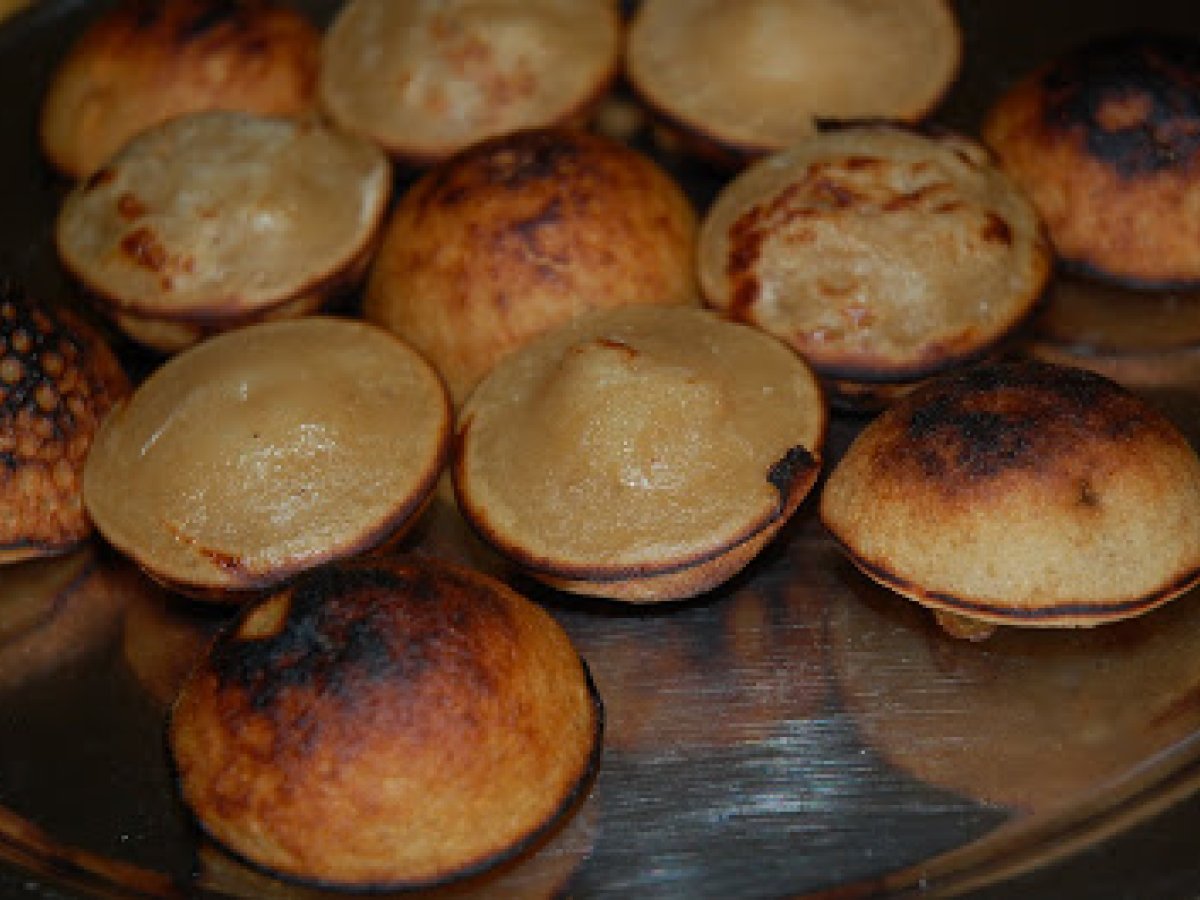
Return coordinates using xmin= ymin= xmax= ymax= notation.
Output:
xmin=0 ymin=285 xmax=128 ymax=561
xmin=699 ymin=124 xmax=1050 ymax=383
xmin=169 ymin=555 xmax=601 ymax=890
xmin=820 ymin=360 xmax=1200 ymax=626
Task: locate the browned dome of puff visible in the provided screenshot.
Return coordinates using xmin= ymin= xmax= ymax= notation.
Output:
xmin=0 ymin=284 xmax=128 ymax=564
xmin=982 ymin=32 xmax=1200 ymax=288
xmin=365 ymin=127 xmax=699 ymax=405
xmin=169 ymin=554 xmax=602 ymax=890
xmin=821 ymin=360 xmax=1200 ymax=632
xmin=39 ymin=0 xmax=320 ymax=179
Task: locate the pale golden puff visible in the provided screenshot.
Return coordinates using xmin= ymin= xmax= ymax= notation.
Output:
xmin=168 ymin=554 xmax=602 ymax=890
xmin=364 ymin=127 xmax=698 ymax=406
xmin=318 ymin=0 xmax=621 ymax=166
xmin=821 ymin=360 xmax=1200 ymax=639
xmin=40 ymin=0 xmax=320 ymax=179
xmin=626 ymin=0 xmax=961 ymax=166
xmin=699 ymin=123 xmax=1051 ymax=408
xmin=82 ymin=317 xmax=451 ymax=600
xmin=453 ymin=306 xmax=826 ymax=602
xmin=55 ymin=111 xmax=391 ymax=353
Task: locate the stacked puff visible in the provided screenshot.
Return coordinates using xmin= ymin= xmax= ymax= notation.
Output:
xmin=169 ymin=555 xmax=602 ymax=890
xmin=821 ymin=361 xmax=1200 ymax=640
xmin=40 ymin=0 xmax=320 ymax=180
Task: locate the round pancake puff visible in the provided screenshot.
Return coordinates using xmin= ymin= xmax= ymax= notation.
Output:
xmin=982 ymin=33 xmax=1200 ymax=289
xmin=0 ymin=283 xmax=129 ymax=564
xmin=625 ymin=0 xmax=962 ymax=168
xmin=698 ymin=123 xmax=1053 ymax=412
xmin=55 ymin=111 xmax=392 ymax=355
xmin=168 ymin=554 xmax=603 ymax=892
xmin=452 ymin=306 xmax=827 ymax=603
xmin=363 ymin=126 xmax=699 ymax=407
xmin=820 ymin=360 xmax=1200 ymax=640
xmin=318 ymin=0 xmax=621 ymax=167
xmin=39 ymin=0 xmax=320 ymax=180
xmin=82 ymin=317 xmax=452 ymax=601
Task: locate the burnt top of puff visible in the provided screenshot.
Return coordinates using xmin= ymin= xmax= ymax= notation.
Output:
xmin=209 ymin=557 xmax=517 ymax=712
xmin=1040 ymin=32 xmax=1200 ymax=177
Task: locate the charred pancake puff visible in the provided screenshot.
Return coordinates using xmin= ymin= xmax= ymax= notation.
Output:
xmin=40 ymin=0 xmax=320 ymax=179
xmin=82 ymin=318 xmax=451 ymax=600
xmin=55 ymin=110 xmax=391 ymax=353
xmin=699 ymin=123 xmax=1052 ymax=409
xmin=364 ymin=127 xmax=699 ymax=407
xmin=168 ymin=555 xmax=602 ymax=891
xmin=983 ymin=33 xmax=1200 ymax=288
xmin=318 ymin=0 xmax=621 ymax=166
xmin=820 ymin=360 xmax=1200 ymax=640
xmin=0 ymin=283 xmax=128 ymax=564
xmin=453 ymin=306 xmax=826 ymax=603
xmin=625 ymin=0 xmax=961 ymax=165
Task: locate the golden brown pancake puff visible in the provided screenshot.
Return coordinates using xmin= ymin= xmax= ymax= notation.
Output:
xmin=40 ymin=0 xmax=319 ymax=179
xmin=699 ymin=123 xmax=1051 ymax=402
xmin=625 ymin=0 xmax=961 ymax=165
xmin=453 ymin=306 xmax=827 ymax=603
xmin=983 ymin=33 xmax=1200 ymax=288
xmin=55 ymin=111 xmax=391 ymax=354
xmin=318 ymin=0 xmax=621 ymax=166
xmin=0 ymin=283 xmax=128 ymax=564
xmin=821 ymin=360 xmax=1200 ymax=637
xmin=365 ymin=126 xmax=698 ymax=406
xmin=169 ymin=554 xmax=602 ymax=890
xmin=82 ymin=318 xmax=451 ymax=600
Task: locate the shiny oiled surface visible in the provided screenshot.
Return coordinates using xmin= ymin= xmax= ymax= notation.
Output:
xmin=4 ymin=2 xmax=1200 ymax=899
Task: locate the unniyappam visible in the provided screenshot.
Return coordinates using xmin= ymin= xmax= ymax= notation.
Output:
xmin=169 ymin=554 xmax=602 ymax=890
xmin=821 ymin=360 xmax=1200 ymax=637
xmin=83 ymin=317 xmax=451 ymax=599
xmin=453 ymin=306 xmax=826 ymax=602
